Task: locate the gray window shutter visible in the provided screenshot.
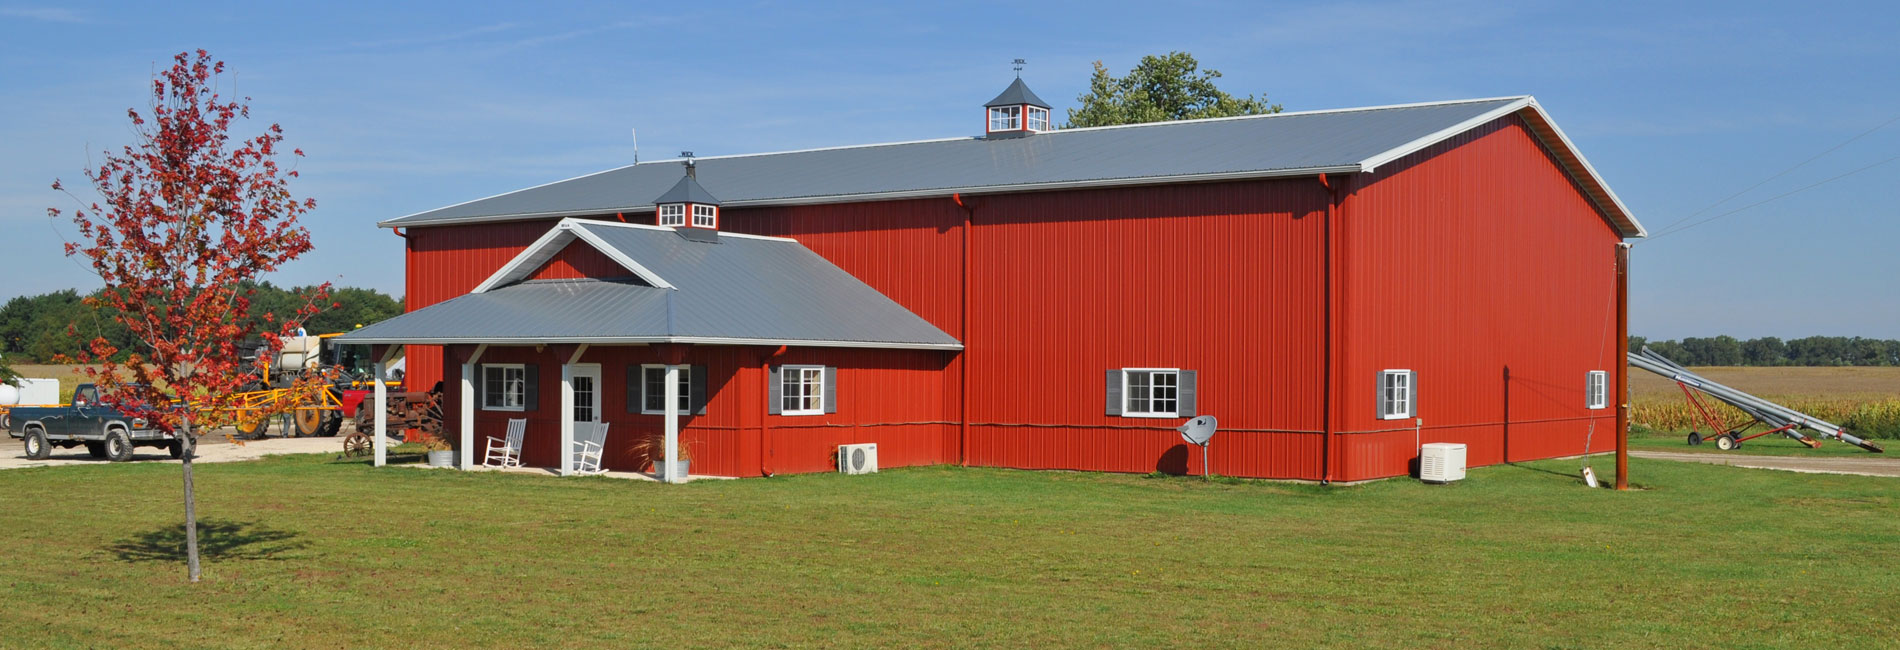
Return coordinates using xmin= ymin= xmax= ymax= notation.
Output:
xmin=1408 ymin=371 xmax=1419 ymax=418
xmin=1376 ymin=372 xmax=1387 ymax=419
xmin=1105 ymin=370 xmax=1123 ymax=415
xmin=1177 ymin=370 xmax=1197 ymax=417
xmin=690 ymin=365 xmax=708 ymax=415
xmin=767 ymin=365 xmax=782 ymax=415
xmin=823 ymin=366 xmax=838 ymax=414
xmin=626 ymin=365 xmax=640 ymax=413
xmin=522 ymin=364 xmax=539 ymax=412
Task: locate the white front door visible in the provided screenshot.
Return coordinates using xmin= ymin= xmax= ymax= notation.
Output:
xmin=568 ymin=364 xmax=602 ymax=467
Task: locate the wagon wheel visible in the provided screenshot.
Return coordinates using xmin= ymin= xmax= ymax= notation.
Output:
xmin=342 ymin=432 xmax=370 ymax=457
xmin=294 ymin=409 xmax=325 ymax=437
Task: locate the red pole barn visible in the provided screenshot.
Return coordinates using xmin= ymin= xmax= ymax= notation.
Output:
xmin=344 ymin=83 xmax=1644 ymax=483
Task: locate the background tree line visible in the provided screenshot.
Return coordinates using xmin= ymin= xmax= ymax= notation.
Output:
xmin=1631 ymin=335 xmax=1900 ymax=366
xmin=0 ymin=283 xmax=400 ymax=364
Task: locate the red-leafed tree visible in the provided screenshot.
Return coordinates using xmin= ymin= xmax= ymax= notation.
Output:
xmin=50 ymin=50 xmax=329 ymax=582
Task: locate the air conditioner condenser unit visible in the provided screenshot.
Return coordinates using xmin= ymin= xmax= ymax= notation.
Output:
xmin=838 ymin=443 xmax=878 ymax=475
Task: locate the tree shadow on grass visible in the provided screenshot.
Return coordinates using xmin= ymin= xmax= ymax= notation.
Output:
xmin=108 ymin=519 xmax=308 ymax=563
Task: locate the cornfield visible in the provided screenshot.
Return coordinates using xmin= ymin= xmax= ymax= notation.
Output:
xmin=1631 ymin=395 xmax=1900 ymax=439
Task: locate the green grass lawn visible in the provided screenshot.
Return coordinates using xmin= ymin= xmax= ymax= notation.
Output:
xmin=2 ymin=454 xmax=1896 ymax=649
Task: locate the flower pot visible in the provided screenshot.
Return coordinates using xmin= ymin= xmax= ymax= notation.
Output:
xmin=652 ymin=459 xmax=690 ymax=480
xmin=426 ymin=450 xmax=454 ymax=467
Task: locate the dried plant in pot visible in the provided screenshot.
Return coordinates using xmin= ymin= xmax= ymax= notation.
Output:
xmin=421 ymin=433 xmax=455 ymax=467
xmin=630 ymin=431 xmax=691 ymax=480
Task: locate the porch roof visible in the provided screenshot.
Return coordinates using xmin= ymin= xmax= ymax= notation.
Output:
xmin=340 ymin=220 xmax=963 ymax=350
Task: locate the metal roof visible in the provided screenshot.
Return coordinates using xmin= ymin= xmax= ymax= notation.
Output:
xmin=985 ymin=78 xmax=1050 ymax=108
xmin=339 ymin=220 xmax=962 ymax=349
xmin=653 ymin=173 xmax=721 ymax=206
xmin=383 ymin=96 xmax=1642 ymax=237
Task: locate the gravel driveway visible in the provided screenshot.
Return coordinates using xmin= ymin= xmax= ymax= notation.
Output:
xmin=1631 ymin=450 xmax=1900 ymax=478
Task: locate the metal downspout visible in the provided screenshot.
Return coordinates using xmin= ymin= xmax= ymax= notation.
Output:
xmin=954 ymin=193 xmax=973 ymax=466
xmin=1318 ymin=174 xmax=1338 ymax=484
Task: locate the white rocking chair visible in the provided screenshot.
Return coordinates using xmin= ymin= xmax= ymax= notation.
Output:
xmin=483 ymin=418 xmax=527 ymax=469
xmin=573 ymin=422 xmax=610 ymax=475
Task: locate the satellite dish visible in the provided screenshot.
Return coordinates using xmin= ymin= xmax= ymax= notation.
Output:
xmin=1175 ymin=415 xmax=1219 ymax=480
xmin=1176 ymin=415 xmax=1217 ymax=446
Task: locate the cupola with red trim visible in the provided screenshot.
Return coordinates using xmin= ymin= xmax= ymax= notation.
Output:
xmin=984 ymin=61 xmax=1052 ymax=139
xmin=653 ymin=153 xmax=721 ymax=230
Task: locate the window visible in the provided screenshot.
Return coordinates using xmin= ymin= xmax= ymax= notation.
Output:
xmin=641 ymin=365 xmax=693 ymax=414
xmin=988 ymin=105 xmax=1022 ymax=131
xmin=780 ymin=365 xmax=825 ymax=416
xmin=691 ymin=204 xmax=717 ymax=228
xmin=1122 ymin=369 xmax=1180 ymax=417
xmin=1026 ymin=106 xmax=1050 ymax=131
xmin=1379 ymin=370 xmax=1414 ymax=420
xmin=1586 ymin=370 xmax=1608 ymax=410
xmin=658 ymin=203 xmax=685 ymax=227
xmin=483 ymin=364 xmax=527 ymax=411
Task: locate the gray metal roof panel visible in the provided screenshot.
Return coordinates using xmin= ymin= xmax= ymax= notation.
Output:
xmin=384 ymin=98 xmax=1525 ymax=227
xmin=985 ymin=78 xmax=1051 ymax=108
xmin=340 ymin=223 xmax=962 ymax=348
xmin=653 ymin=174 xmax=722 ymax=205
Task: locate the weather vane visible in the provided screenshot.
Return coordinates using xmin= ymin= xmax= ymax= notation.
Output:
xmin=1012 ymin=58 xmax=1026 ymax=78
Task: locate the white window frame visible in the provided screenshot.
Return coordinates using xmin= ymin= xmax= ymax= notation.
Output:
xmin=691 ymin=204 xmax=717 ymax=228
xmin=640 ymin=364 xmax=693 ymax=415
xmin=1586 ymin=370 xmax=1608 ymax=410
xmin=988 ymin=105 xmax=1022 ymax=131
xmin=657 ymin=203 xmax=686 ymax=227
xmin=1026 ymin=106 xmax=1050 ymax=131
xmin=1379 ymin=369 xmax=1413 ymax=420
xmin=780 ymin=364 xmax=825 ymax=416
xmin=1121 ymin=368 xmax=1181 ymax=418
xmin=482 ymin=363 xmax=526 ymax=412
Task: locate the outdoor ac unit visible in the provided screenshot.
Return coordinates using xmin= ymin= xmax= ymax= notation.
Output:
xmin=838 ymin=443 xmax=878 ymax=475
xmin=1419 ymin=442 xmax=1467 ymax=483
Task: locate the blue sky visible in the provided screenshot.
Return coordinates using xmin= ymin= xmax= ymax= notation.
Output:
xmin=2 ymin=1 xmax=1896 ymax=340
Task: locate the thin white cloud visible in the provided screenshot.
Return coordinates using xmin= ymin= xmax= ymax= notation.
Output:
xmin=0 ymin=6 xmax=85 ymax=23
xmin=343 ymin=22 xmax=518 ymax=50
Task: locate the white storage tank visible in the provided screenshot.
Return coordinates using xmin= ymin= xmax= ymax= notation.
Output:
xmin=2 ymin=378 xmax=61 ymax=406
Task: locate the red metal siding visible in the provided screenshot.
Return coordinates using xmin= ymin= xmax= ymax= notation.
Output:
xmin=1332 ymin=115 xmax=1624 ymax=481
xmin=731 ymin=181 xmax=1329 ymax=479
xmin=530 ymin=240 xmax=625 ymax=280
xmin=439 ymin=343 xmax=950 ymax=478
xmin=404 ymin=221 xmax=560 ymax=391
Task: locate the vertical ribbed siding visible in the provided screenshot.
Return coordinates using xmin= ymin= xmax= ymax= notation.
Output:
xmin=1334 ymin=115 xmax=1624 ymax=481
xmin=404 ymin=220 xmax=562 ymax=390
xmin=958 ymin=180 xmax=1328 ymax=479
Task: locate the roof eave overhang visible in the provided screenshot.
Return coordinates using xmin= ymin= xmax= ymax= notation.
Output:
xmin=377 ymin=165 xmax=1366 ymax=229
xmin=334 ymin=335 xmax=964 ymax=351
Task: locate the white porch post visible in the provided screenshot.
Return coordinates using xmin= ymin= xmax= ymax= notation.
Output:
xmin=459 ymin=344 xmax=488 ymax=470
xmin=664 ymin=363 xmax=680 ymax=484
xmin=372 ymin=345 xmax=403 ymax=468
xmin=558 ymin=345 xmax=588 ymax=477
xmin=373 ymin=361 xmax=387 ymax=467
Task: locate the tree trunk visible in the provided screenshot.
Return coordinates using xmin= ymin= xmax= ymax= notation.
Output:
xmin=181 ymin=415 xmax=201 ymax=582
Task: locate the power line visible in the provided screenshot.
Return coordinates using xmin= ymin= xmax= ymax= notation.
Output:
xmin=1645 ymin=153 xmax=1900 ymax=240
xmin=1646 ymin=113 xmax=1900 ymax=235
